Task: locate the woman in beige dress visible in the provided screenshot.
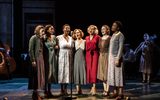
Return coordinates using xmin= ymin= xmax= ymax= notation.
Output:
xmin=97 ymin=25 xmax=111 ymax=96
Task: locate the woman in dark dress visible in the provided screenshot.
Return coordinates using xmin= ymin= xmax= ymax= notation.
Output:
xmin=134 ymin=33 xmax=153 ymax=84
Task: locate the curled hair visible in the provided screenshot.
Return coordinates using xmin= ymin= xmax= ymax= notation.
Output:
xmin=87 ymin=25 xmax=97 ymax=34
xmin=73 ymin=29 xmax=84 ymax=38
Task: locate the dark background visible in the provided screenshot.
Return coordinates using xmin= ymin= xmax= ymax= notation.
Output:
xmin=55 ymin=0 xmax=160 ymax=48
xmin=0 ymin=0 xmax=160 ymax=77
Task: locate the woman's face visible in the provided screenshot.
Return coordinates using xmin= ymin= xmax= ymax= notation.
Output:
xmin=39 ymin=28 xmax=45 ymax=38
xmin=88 ymin=27 xmax=95 ymax=35
xmin=101 ymin=26 xmax=110 ymax=35
xmin=111 ymin=22 xmax=118 ymax=32
xmin=63 ymin=25 xmax=70 ymax=36
xmin=76 ymin=30 xmax=82 ymax=39
xmin=48 ymin=26 xmax=54 ymax=35
xmin=143 ymin=34 xmax=149 ymax=41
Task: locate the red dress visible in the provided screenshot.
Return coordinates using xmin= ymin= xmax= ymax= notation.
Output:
xmin=85 ymin=34 xmax=100 ymax=83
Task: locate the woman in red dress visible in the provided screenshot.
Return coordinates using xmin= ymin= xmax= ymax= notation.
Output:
xmin=85 ymin=25 xmax=100 ymax=95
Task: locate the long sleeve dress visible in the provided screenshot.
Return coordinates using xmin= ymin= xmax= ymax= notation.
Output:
xmin=44 ymin=35 xmax=57 ymax=83
xmin=107 ymin=32 xmax=125 ymax=87
xmin=28 ymin=35 xmax=45 ymax=89
xmin=73 ymin=39 xmax=86 ymax=85
xmin=85 ymin=34 xmax=100 ymax=83
xmin=56 ymin=35 xmax=74 ymax=83
xmin=134 ymin=41 xmax=153 ymax=74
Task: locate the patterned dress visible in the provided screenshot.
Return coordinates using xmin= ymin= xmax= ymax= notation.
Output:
xmin=107 ymin=32 xmax=124 ymax=87
xmin=56 ymin=35 xmax=74 ymax=83
xmin=44 ymin=35 xmax=57 ymax=83
xmin=97 ymin=36 xmax=111 ymax=81
xmin=73 ymin=39 xmax=86 ymax=85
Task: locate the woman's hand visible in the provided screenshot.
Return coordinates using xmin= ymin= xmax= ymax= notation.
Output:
xmin=32 ymin=61 xmax=36 ymax=67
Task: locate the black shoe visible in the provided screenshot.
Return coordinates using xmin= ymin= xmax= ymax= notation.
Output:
xmin=48 ymin=91 xmax=54 ymax=98
xmin=32 ymin=91 xmax=43 ymax=100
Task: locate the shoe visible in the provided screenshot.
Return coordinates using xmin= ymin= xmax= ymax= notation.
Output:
xmin=108 ymin=93 xmax=118 ymax=99
xmin=48 ymin=91 xmax=54 ymax=98
xmin=115 ymin=94 xmax=124 ymax=100
xmin=89 ymin=87 xmax=93 ymax=95
xmin=32 ymin=91 xmax=43 ymax=100
xmin=126 ymin=96 xmax=131 ymax=100
xmin=32 ymin=91 xmax=37 ymax=100
xmin=44 ymin=91 xmax=48 ymax=98
xmin=60 ymin=92 xmax=64 ymax=96
xmin=77 ymin=90 xmax=82 ymax=95
xmin=91 ymin=87 xmax=96 ymax=96
xmin=44 ymin=91 xmax=54 ymax=98
xmin=118 ymin=94 xmax=124 ymax=99
xmin=102 ymin=91 xmax=109 ymax=96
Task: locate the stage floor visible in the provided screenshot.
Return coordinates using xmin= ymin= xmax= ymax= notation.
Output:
xmin=0 ymin=78 xmax=160 ymax=100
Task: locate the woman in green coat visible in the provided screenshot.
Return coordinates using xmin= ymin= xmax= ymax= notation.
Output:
xmin=44 ymin=24 xmax=58 ymax=98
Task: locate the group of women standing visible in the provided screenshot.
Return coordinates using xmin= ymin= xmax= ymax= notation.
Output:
xmin=28 ymin=20 xmax=125 ymax=99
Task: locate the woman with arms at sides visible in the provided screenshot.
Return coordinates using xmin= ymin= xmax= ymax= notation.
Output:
xmin=28 ymin=25 xmax=45 ymax=100
xmin=97 ymin=25 xmax=111 ymax=96
xmin=107 ymin=21 xmax=125 ymax=99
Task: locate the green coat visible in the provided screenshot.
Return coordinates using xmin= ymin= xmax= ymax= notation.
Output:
xmin=45 ymin=35 xmax=57 ymax=83
xmin=28 ymin=34 xmax=45 ymax=89
xmin=29 ymin=35 xmax=43 ymax=62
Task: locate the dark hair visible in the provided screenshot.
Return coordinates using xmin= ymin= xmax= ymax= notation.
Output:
xmin=62 ymin=24 xmax=70 ymax=29
xmin=45 ymin=24 xmax=54 ymax=37
xmin=114 ymin=21 xmax=123 ymax=31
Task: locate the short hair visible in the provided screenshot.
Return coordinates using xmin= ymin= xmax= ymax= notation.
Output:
xmin=34 ymin=25 xmax=44 ymax=35
xmin=87 ymin=25 xmax=97 ymax=34
xmin=62 ymin=24 xmax=70 ymax=29
xmin=113 ymin=21 xmax=123 ymax=31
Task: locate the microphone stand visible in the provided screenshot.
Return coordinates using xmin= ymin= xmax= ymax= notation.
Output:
xmin=63 ymin=68 xmax=77 ymax=100
xmin=63 ymin=44 xmax=77 ymax=100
